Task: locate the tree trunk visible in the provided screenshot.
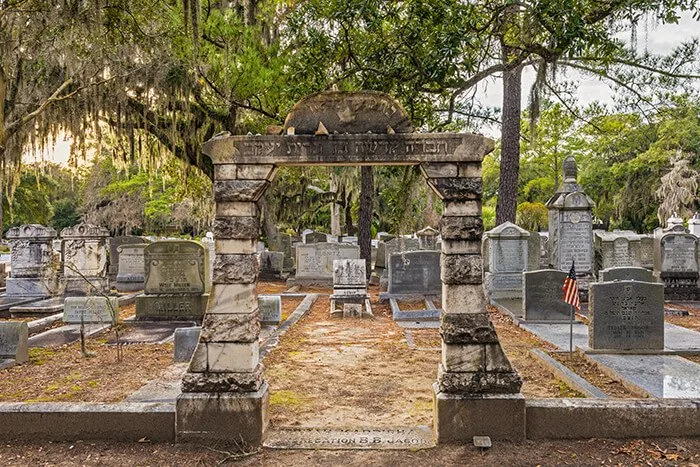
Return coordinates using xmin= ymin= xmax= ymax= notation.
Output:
xmin=344 ymin=191 xmax=354 ymax=236
xmin=258 ymin=196 xmax=280 ymax=251
xmin=358 ymin=166 xmax=374 ymax=279
xmin=496 ymin=64 xmax=523 ymax=225
xmin=330 ymin=171 xmax=341 ymax=237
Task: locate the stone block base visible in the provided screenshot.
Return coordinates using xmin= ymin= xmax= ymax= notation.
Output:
xmin=114 ymin=280 xmax=144 ymax=293
xmin=433 ymin=384 xmax=525 ymax=442
xmin=176 ymin=383 xmax=269 ymax=446
xmin=64 ymin=277 xmax=109 ymax=296
xmin=135 ymin=294 xmax=209 ymax=320
xmin=6 ymin=278 xmax=54 ymax=297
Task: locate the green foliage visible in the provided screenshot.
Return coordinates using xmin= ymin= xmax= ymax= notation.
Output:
xmin=482 ymin=205 xmax=496 ymax=231
xmin=516 ymin=202 xmax=549 ymax=231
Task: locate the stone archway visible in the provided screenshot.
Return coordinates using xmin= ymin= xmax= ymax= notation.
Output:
xmin=175 ymin=92 xmax=523 ymax=445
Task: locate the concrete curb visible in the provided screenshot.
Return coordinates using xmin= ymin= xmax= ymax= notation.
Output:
xmin=526 ymin=399 xmax=700 ymax=439
xmin=0 ymin=402 xmax=175 ymax=441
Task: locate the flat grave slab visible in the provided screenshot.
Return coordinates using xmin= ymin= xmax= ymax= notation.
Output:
xmin=588 ymin=354 xmax=700 ymax=398
xmin=520 ymin=322 xmax=590 ymax=351
xmin=9 ymin=297 xmax=65 ymax=317
xmin=104 ymin=322 xmax=196 ymax=345
xmin=396 ymin=320 xmax=440 ymax=329
xmin=521 ymin=322 xmax=700 ymax=354
xmin=28 ymin=324 xmax=109 ymax=347
xmin=264 ymin=426 xmax=435 ymax=450
xmin=0 ymin=297 xmax=42 ymax=317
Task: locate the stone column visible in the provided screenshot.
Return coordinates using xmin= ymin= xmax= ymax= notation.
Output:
xmin=422 ymin=162 xmax=524 ymax=443
xmin=176 ymin=163 xmax=276 ymax=445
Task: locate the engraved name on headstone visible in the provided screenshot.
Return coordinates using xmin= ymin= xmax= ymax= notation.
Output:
xmin=63 ymin=297 xmax=119 ymax=324
xmin=144 ymin=241 xmax=209 ymax=294
xmin=589 ymin=280 xmax=664 ymax=350
xmin=294 ymin=243 xmax=360 ymax=280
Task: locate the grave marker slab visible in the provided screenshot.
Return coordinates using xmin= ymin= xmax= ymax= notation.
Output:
xmin=63 ymin=297 xmax=119 ymax=324
xmin=6 ymin=224 xmax=60 ymax=297
xmin=259 ymin=296 xmax=282 ymax=324
xmin=589 ymin=280 xmax=664 ymax=351
xmin=292 ymin=243 xmax=360 ymax=284
xmin=143 ymin=241 xmax=210 ymax=294
xmin=522 ymin=269 xmax=570 ymax=321
xmin=61 ymin=223 xmax=110 ymax=295
xmin=483 ymin=222 xmax=530 ymax=300
xmin=174 ymin=327 xmax=202 ymax=362
xmin=0 ymin=322 xmax=28 ymax=363
xmin=599 ymin=267 xmax=655 ymax=283
xmin=387 ymin=251 xmax=441 ymax=297
xmin=115 ymin=243 xmax=148 ymax=292
xmin=108 ymin=236 xmax=148 ymax=279
xmin=259 ymin=251 xmax=284 ymax=280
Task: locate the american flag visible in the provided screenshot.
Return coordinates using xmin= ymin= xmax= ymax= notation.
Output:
xmin=562 ymin=260 xmax=580 ymax=311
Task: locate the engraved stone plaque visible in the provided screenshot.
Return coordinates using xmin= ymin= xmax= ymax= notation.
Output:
xmin=264 ymin=427 xmax=435 ymax=450
xmin=63 ymin=297 xmax=119 ymax=324
xmin=523 ymin=269 xmax=570 ymax=321
xmin=143 ymin=241 xmax=209 ymax=294
xmin=294 ymin=243 xmax=360 ymax=280
xmin=589 ymin=280 xmax=664 ymax=350
xmin=388 ymin=251 xmax=441 ymax=295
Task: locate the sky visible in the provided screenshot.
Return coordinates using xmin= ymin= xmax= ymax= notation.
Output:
xmin=29 ymin=11 xmax=699 ymax=164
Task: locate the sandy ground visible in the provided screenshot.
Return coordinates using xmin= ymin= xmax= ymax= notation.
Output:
xmin=0 ymin=438 xmax=698 ymax=466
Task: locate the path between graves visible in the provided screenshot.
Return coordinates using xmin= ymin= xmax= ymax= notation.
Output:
xmin=264 ymin=287 xmax=590 ymax=429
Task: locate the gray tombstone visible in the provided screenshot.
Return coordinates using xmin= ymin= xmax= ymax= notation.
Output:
xmin=277 ymin=233 xmax=295 ymax=272
xmin=639 ymin=234 xmax=654 ymax=269
xmin=594 ymin=230 xmax=642 ymax=273
xmin=305 ymin=231 xmax=329 ymax=244
xmin=5 ymin=224 xmax=61 ymax=297
xmin=483 ymin=222 xmax=530 ymax=300
xmin=259 ymin=251 xmax=285 ymax=280
xmin=174 ymin=326 xmax=202 ymax=362
xmin=539 ymin=232 xmax=550 ymax=269
xmin=589 ymin=280 xmax=664 ymax=351
xmin=259 ymin=296 xmax=282 ymax=324
xmin=527 ymin=232 xmax=541 ymax=271
xmin=135 ymin=240 xmax=210 ymax=320
xmin=375 ymin=237 xmax=420 ymax=270
xmin=0 ymin=322 xmax=29 ymax=363
xmin=387 ymin=251 xmax=441 ymax=296
xmin=61 ymin=223 xmax=110 ymax=295
xmin=331 ymin=259 xmax=371 ymax=317
xmin=108 ymin=236 xmax=148 ymax=280
xmin=114 ymin=243 xmax=148 ymax=292
xmin=546 ymin=156 xmax=594 ymax=278
xmin=63 ymin=296 xmax=119 ymax=324
xmin=417 ymin=226 xmax=439 ymax=250
xmin=292 ymin=243 xmax=360 ymax=285
xmin=599 ymin=267 xmax=655 ymax=283
xmin=522 ymin=269 xmax=570 ymax=321
xmin=655 ymin=232 xmax=699 ymax=300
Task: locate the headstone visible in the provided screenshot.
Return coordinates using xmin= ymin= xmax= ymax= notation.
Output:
xmin=539 ymin=232 xmax=550 ymax=269
xmin=63 ymin=296 xmax=119 ymax=324
xmin=639 ymin=234 xmax=654 ymax=269
xmin=201 ymin=232 xmax=215 ymax=286
xmin=277 ymin=233 xmax=295 ymax=272
xmin=304 ymin=231 xmax=328 ymax=244
xmin=387 ymin=251 xmax=441 ymax=297
xmin=666 ymin=213 xmax=684 ymax=230
xmin=417 ymin=226 xmax=439 ymax=250
xmin=375 ymin=237 xmax=420 ymax=270
xmin=114 ymin=243 xmax=148 ymax=292
xmin=259 ymin=296 xmax=282 ymax=324
xmin=61 ymin=223 xmax=110 ymax=295
xmin=108 ymin=236 xmax=148 ymax=281
xmin=6 ymin=224 xmax=61 ymax=297
xmin=589 ymin=280 xmax=664 ymax=350
xmin=483 ymin=222 xmax=530 ymax=300
xmin=655 ymin=232 xmax=699 ymax=300
xmin=292 ymin=243 xmax=360 ymax=285
xmin=135 ymin=240 xmax=210 ymax=320
xmin=174 ymin=326 xmax=202 ymax=362
xmin=522 ymin=269 xmax=570 ymax=321
xmin=259 ymin=251 xmax=285 ymax=280
xmin=545 ymin=156 xmax=594 ymax=281
xmin=527 ymin=232 xmax=541 ymax=271
xmin=330 ymin=259 xmax=371 ymax=317
xmin=690 ymin=212 xmax=700 ymax=237
xmin=594 ymin=230 xmax=642 ymax=274
xmin=0 ymin=322 xmax=28 ymax=363
xmin=599 ymin=267 xmax=655 ymax=283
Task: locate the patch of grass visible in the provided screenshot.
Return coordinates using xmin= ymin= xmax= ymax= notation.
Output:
xmin=270 ymin=390 xmax=305 ymax=408
xmin=28 ymin=348 xmax=57 ymax=366
xmin=408 ymin=399 xmax=433 ymax=417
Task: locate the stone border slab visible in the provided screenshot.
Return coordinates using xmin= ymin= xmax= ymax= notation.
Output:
xmin=526 ymin=399 xmax=700 ymax=439
xmin=0 ymin=402 xmax=174 ymax=441
xmin=529 ymin=349 xmax=608 ymax=398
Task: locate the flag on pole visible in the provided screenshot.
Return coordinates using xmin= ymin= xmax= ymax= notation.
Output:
xmin=563 ymin=260 xmax=580 ymax=311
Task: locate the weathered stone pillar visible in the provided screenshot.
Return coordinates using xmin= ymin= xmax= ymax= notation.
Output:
xmin=176 ymin=163 xmax=276 ymax=445
xmin=422 ymin=161 xmax=525 ymax=442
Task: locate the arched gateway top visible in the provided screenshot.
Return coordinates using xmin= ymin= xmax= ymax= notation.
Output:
xmin=201 ymin=91 xmax=495 ymax=166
